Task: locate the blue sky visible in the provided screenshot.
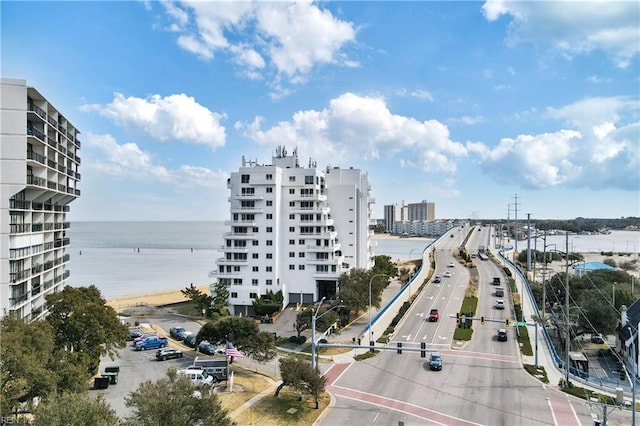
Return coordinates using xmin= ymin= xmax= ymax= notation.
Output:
xmin=2 ymin=1 xmax=639 ymax=221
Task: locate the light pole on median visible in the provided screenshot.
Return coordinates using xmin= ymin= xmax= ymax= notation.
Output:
xmin=368 ymin=274 xmax=388 ymax=349
xmin=311 ymin=298 xmax=344 ymax=370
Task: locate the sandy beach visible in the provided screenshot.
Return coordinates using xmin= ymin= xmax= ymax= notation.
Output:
xmin=106 ymin=285 xmax=210 ymax=311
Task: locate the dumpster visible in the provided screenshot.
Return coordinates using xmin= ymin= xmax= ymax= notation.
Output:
xmin=93 ymin=376 xmax=110 ymax=389
xmin=103 ymin=366 xmax=120 ymax=384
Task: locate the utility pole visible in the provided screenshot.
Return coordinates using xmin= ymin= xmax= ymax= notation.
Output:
xmin=513 ymin=194 xmax=519 ymax=256
xmin=565 ymin=231 xmax=570 ymax=387
xmin=527 ymin=213 xmax=532 ymax=271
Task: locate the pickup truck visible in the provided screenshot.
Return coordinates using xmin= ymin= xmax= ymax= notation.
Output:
xmin=428 ymin=309 xmax=439 ymax=322
xmin=492 ymin=277 xmax=501 ymax=285
xmin=135 ymin=335 xmax=168 ymax=351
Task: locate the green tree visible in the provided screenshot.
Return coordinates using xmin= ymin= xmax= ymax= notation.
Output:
xmin=274 ymin=356 xmax=326 ymax=409
xmin=372 ymin=255 xmax=398 ymax=278
xmin=0 ymin=316 xmax=57 ymax=415
xmin=182 ymin=283 xmax=214 ymax=315
xmin=124 ymin=368 xmax=233 ymax=426
xmin=338 ymin=269 xmax=387 ymax=318
xmin=295 ymin=308 xmax=312 ymax=338
xmin=603 ymin=258 xmax=617 ymax=268
xmin=197 ymin=316 xmax=276 ymax=362
xmin=211 ymin=281 xmax=230 ymax=314
xmin=33 ymin=393 xmax=119 ymax=426
xmin=45 ymin=285 xmax=127 ymax=369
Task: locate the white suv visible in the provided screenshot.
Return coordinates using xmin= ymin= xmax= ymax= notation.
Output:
xmin=178 ymin=368 xmax=214 ymax=386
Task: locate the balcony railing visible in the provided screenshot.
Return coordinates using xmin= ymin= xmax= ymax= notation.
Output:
xmin=28 ymin=103 xmax=46 ymax=120
xmin=27 ymin=150 xmax=46 ymax=164
xmin=48 ymin=116 xmax=57 ymax=127
xmin=10 ymin=223 xmax=31 ymax=234
xmin=28 ymin=127 xmax=46 ymax=141
xmin=10 ymin=199 xmax=31 ymax=209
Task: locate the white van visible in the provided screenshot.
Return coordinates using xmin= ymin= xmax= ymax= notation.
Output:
xmin=178 ymin=368 xmax=214 ymax=386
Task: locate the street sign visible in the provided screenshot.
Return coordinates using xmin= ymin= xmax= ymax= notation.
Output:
xmin=515 ymin=322 xmax=527 ymax=326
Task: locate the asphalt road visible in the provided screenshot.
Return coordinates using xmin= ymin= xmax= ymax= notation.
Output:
xmin=319 ymin=226 xmax=634 ymax=426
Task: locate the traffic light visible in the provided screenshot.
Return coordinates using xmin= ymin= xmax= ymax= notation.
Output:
xmin=420 ymin=342 xmax=426 ymax=358
xmin=620 ymin=367 xmax=626 ymax=381
xmin=397 ymin=342 xmax=402 ymax=355
xmin=505 ymin=318 xmax=510 ymax=326
xmin=456 ymin=312 xmax=460 ymax=324
xmin=481 ymin=316 xmax=485 ymax=325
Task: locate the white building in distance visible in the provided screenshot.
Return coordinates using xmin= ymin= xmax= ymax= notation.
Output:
xmin=1 ymin=78 xmax=81 ymax=321
xmin=210 ymin=147 xmax=374 ymax=316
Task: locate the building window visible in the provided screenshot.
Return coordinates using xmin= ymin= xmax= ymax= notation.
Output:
xmin=267 ymin=213 xmax=273 ymax=219
xmin=289 ymin=265 xmax=295 ymax=270
xmin=266 ymin=253 xmax=273 ymax=259
xmin=249 ymin=292 xmax=257 ymax=299
xmin=253 ymin=227 xmax=259 ymax=232
xmin=289 ymin=188 xmax=295 ymax=194
xmin=266 ymin=200 xmax=272 ymax=206
xmin=266 ymin=187 xmax=273 ymax=193
xmin=299 ymin=239 xmax=305 ymax=245
xmin=266 ymin=174 xmax=272 ymax=180
xmin=289 ymin=239 xmax=295 ymax=245
xmin=299 ymin=252 xmax=305 ymax=258
xmin=266 ymin=266 xmax=272 ymax=272
xmin=289 ymin=176 xmax=296 ymax=182
xmin=241 ymin=174 xmax=250 ymax=183
xmin=233 ymin=278 xmax=242 ymax=285
xmin=252 ymin=279 xmax=258 ymax=286
xmin=252 ymin=253 xmax=258 ymax=259
xmin=289 ymin=227 xmax=295 ymax=232
xmin=289 ymin=214 xmax=295 ymax=219
xmin=266 ymin=279 xmax=273 ymax=286
xmin=267 ymin=227 xmax=273 ymax=233
xmin=305 ymin=175 xmax=314 ymax=184
xmin=266 ymin=240 xmax=273 ymax=246
xmin=253 ymin=241 xmax=259 ymax=246
xmin=298 ymin=265 xmax=305 ymax=270
xmin=231 ymin=292 xmax=238 ymax=298
xmin=289 ymin=252 xmax=295 ymax=257
xmin=289 ymin=201 xmax=295 ymax=207
xmin=252 ymin=266 xmax=259 ymax=272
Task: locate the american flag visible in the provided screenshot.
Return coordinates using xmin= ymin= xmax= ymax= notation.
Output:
xmin=225 ymin=341 xmax=245 ymax=358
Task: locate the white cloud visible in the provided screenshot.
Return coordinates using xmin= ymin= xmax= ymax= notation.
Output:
xmin=482 ymin=0 xmax=640 ymax=68
xmin=81 ymin=93 xmax=227 ymax=149
xmin=477 ymin=96 xmax=640 ymax=190
xmin=396 ymin=88 xmax=434 ymax=101
xmin=84 ymin=132 xmax=228 ymax=188
xmin=238 ymin=92 xmax=467 ymax=174
xmin=157 ymin=1 xmax=357 ymax=90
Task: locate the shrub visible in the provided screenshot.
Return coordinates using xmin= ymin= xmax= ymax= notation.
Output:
xmin=318 ymin=338 xmax=328 ymax=344
xmin=289 ymin=335 xmax=298 ymax=343
xmin=297 ymin=335 xmax=307 ymax=344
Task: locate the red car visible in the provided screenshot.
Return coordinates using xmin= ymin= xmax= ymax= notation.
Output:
xmin=428 ymin=309 xmax=439 ymax=322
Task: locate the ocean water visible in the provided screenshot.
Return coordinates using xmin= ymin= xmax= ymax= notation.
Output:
xmin=67 ymin=222 xmax=637 ymax=298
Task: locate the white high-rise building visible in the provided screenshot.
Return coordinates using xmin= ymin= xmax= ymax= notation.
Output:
xmin=1 ymin=78 xmax=82 ymax=321
xmin=210 ymin=147 xmax=373 ymax=316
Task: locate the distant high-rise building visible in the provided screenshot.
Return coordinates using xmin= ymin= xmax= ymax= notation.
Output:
xmin=1 ymin=78 xmax=82 ymax=321
xmin=408 ymin=200 xmax=435 ymax=221
xmin=210 ymin=147 xmax=373 ymax=316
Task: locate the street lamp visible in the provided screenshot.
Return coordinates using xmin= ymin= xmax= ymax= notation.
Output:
xmin=368 ymin=274 xmax=388 ymax=348
xmin=311 ymin=298 xmax=344 ymax=370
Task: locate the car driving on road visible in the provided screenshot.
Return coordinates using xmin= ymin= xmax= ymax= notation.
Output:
xmin=428 ymin=309 xmax=439 ymax=322
xmin=495 ymin=300 xmax=506 ymax=310
xmin=497 ymin=329 xmax=508 ymax=341
xmin=429 ymin=352 xmax=443 ymax=371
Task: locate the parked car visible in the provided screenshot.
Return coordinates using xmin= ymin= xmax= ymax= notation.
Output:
xmin=428 ymin=309 xmax=439 ymax=322
xmin=497 ymin=329 xmax=508 ymax=342
xmin=183 ymin=334 xmax=197 ymax=348
xmin=198 ymin=341 xmax=224 ymax=356
xmin=132 ymin=333 xmax=160 ymax=347
xmin=495 ymin=300 xmax=506 ymax=310
xmin=429 ymin=352 xmax=443 ymax=371
xmin=177 ymin=330 xmax=194 ymax=341
xmin=170 ymin=326 xmax=186 ymax=340
xmin=156 ymin=348 xmax=183 ymax=361
xmin=128 ymin=327 xmax=144 ymax=341
xmin=590 ymin=333 xmax=605 ymax=344
xmin=177 ymin=368 xmax=214 ymax=386
xmin=135 ymin=336 xmax=168 ymax=351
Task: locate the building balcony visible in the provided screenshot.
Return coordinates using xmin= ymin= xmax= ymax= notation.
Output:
xmin=224 ymin=220 xmax=257 ymax=227
xmin=312 ymin=270 xmax=341 ymax=279
xmin=306 ymin=257 xmax=342 ymax=265
xmin=230 ymin=193 xmax=264 ymax=200
xmin=215 ymin=257 xmax=249 ymax=264
xmin=27 ymin=150 xmax=47 ymax=165
xmin=219 ymin=245 xmax=249 ymax=253
xmin=28 ymin=103 xmax=47 ymax=121
xmin=306 ymin=241 xmax=341 ymax=252
xmin=27 ymin=127 xmax=46 ymax=142
xmin=230 ymin=206 xmax=264 ymax=214
xmin=209 ymin=269 xmax=242 ymax=277
xmin=223 ymin=232 xmax=256 ymax=239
